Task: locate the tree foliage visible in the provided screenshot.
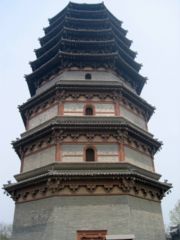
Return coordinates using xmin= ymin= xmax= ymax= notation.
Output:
xmin=170 ymin=200 xmax=180 ymax=225
xmin=0 ymin=223 xmax=12 ymax=240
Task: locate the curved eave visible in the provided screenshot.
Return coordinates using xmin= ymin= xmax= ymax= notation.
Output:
xmin=31 ymin=45 xmax=60 ymax=71
xmin=115 ymin=43 xmax=141 ymax=71
xmin=64 ymin=26 xmax=112 ymax=34
xmin=69 ymin=2 xmax=104 ymax=11
xmin=35 ymin=27 xmax=113 ymax=58
xmin=26 ymin=53 xmax=61 ymax=92
xmin=111 ymin=23 xmax=131 ymax=47
xmin=45 ymin=13 xmax=66 ymax=34
xmin=105 ymin=7 xmax=123 ymax=27
xmin=115 ymin=55 xmax=146 ymax=94
xmin=67 ymin=7 xmax=107 ymax=18
xmin=39 ymin=21 xmax=65 ymax=46
xmin=33 ymin=38 xmax=139 ymax=73
xmin=19 ymin=83 xmax=155 ymax=126
xmin=13 ymin=116 xmax=162 ymax=157
xmin=27 ymin=50 xmax=118 ymax=95
xmin=14 ymin=162 xmax=162 ymax=182
xmin=48 ymin=3 xmax=69 ymax=24
xmin=49 ymin=2 xmax=105 ymax=24
xmin=114 ymin=34 xmax=136 ymax=59
xmin=4 ymin=166 xmax=171 ymax=195
xmin=60 ymin=50 xmax=118 ymax=57
xmin=31 ymin=38 xmax=117 ymax=71
xmin=35 ymin=29 xmax=63 ymax=58
xmin=66 ymin=16 xmax=109 ymax=23
xmin=62 ymin=38 xmax=115 ymax=46
xmin=27 ymin=51 xmax=145 ymax=96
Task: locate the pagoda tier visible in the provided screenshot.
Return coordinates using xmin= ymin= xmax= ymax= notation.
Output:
xmin=19 ymin=83 xmax=155 ymax=127
xmin=11 ymin=116 xmax=161 ymax=176
xmin=13 ymin=116 xmax=161 ymax=155
xmin=26 ymin=2 xmax=145 ymax=96
xmin=5 ymin=162 xmax=170 ymax=204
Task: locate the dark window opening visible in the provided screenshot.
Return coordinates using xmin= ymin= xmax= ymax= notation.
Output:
xmin=85 ymin=73 xmax=92 ymax=80
xmin=86 ymin=148 xmax=95 ymax=161
xmin=85 ymin=106 xmax=93 ymax=115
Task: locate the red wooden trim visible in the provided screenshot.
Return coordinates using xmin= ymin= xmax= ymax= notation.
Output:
xmin=59 ymin=102 xmax=64 ymax=116
xmin=119 ymin=143 xmax=125 ymax=161
xmin=55 ymin=143 xmax=61 ymax=161
xmin=77 ymin=230 xmax=107 ymax=240
xmin=58 ymin=102 xmax=61 ymax=115
xmin=115 ymin=101 xmax=120 ymax=116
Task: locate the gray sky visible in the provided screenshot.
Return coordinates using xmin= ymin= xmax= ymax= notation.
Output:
xmin=0 ymin=0 xmax=180 ymax=226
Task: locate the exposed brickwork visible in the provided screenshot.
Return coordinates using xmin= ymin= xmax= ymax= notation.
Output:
xmin=11 ymin=195 xmax=166 ymax=240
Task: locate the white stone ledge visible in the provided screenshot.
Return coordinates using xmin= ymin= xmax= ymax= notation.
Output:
xmin=106 ymin=234 xmax=135 ymax=240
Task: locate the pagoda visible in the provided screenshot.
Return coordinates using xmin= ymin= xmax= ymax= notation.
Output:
xmin=4 ymin=2 xmax=171 ymax=240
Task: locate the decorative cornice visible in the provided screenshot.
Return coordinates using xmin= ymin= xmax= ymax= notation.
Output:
xmin=12 ymin=116 xmax=161 ymax=158
xmin=4 ymin=169 xmax=171 ymax=203
xmin=19 ymin=84 xmax=154 ymax=126
xmin=14 ymin=162 xmax=161 ymax=182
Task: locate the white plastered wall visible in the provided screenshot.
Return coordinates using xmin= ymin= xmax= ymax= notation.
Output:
xmin=120 ymin=105 xmax=147 ymax=130
xmin=36 ymin=70 xmax=135 ymax=95
xmin=124 ymin=146 xmax=153 ymax=172
xmin=63 ymin=102 xmax=115 ymax=116
xmin=61 ymin=143 xmax=119 ymax=162
xmin=28 ymin=105 xmax=58 ymax=129
xmin=23 ymin=146 xmax=56 ymax=172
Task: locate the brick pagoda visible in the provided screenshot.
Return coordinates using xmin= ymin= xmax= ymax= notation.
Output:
xmin=5 ymin=2 xmax=171 ymax=240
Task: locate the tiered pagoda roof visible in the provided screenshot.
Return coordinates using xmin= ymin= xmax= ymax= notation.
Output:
xmin=26 ymin=2 xmax=146 ymax=96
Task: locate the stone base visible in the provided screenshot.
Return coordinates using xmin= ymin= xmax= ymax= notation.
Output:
xmin=11 ymin=195 xmax=166 ymax=240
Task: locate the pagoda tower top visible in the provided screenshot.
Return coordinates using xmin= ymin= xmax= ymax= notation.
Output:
xmin=26 ymin=2 xmax=146 ymax=96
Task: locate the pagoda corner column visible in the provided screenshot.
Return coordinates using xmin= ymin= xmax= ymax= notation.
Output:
xmin=119 ymin=142 xmax=125 ymax=161
xmin=114 ymin=99 xmax=120 ymax=117
xmin=58 ymin=101 xmax=64 ymax=116
xmin=55 ymin=142 xmax=61 ymax=161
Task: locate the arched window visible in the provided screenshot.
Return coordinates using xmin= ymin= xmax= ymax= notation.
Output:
xmin=85 ymin=73 xmax=92 ymax=80
xmin=86 ymin=148 xmax=95 ymax=162
xmin=85 ymin=106 xmax=94 ymax=116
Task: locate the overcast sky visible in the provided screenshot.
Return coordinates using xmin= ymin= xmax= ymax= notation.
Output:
xmin=0 ymin=0 xmax=179 ymax=227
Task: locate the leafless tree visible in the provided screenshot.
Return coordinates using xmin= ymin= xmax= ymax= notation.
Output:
xmin=170 ymin=200 xmax=180 ymax=225
xmin=0 ymin=223 xmax=12 ymax=240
